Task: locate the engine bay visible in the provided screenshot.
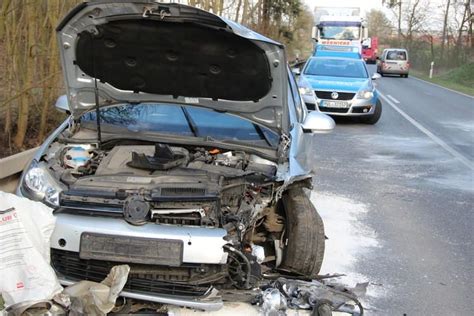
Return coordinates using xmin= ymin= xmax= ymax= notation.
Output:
xmin=39 ymin=140 xmax=288 ymax=289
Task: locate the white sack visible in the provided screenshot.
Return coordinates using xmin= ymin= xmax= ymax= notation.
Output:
xmin=64 ymin=265 xmax=130 ymax=316
xmin=0 ymin=192 xmax=62 ymax=306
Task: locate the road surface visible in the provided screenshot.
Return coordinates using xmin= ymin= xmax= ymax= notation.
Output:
xmin=311 ymin=65 xmax=473 ymax=315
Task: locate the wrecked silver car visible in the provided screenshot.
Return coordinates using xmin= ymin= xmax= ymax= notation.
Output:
xmin=17 ymin=1 xmax=335 ymax=310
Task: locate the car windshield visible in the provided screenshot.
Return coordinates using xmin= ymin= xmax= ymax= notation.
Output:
xmin=387 ymin=51 xmax=407 ymax=60
xmin=303 ymin=58 xmax=368 ymax=78
xmin=81 ymin=103 xmax=280 ymax=148
xmin=320 ymin=26 xmax=360 ymax=40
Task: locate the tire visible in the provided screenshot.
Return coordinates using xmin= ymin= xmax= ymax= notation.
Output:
xmin=380 ymin=72 xmax=384 ymax=77
xmin=405 ymin=74 xmax=409 ymax=78
xmin=279 ymin=187 xmax=325 ymax=278
xmin=361 ymin=99 xmax=382 ymax=125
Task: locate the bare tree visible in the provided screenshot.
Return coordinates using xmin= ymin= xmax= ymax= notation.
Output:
xmin=403 ymin=0 xmax=429 ymax=49
xmin=441 ymin=0 xmax=452 ymax=61
xmin=383 ymin=0 xmax=403 ymax=43
xmin=453 ymin=0 xmax=471 ymax=59
xmin=366 ymin=9 xmax=394 ymax=39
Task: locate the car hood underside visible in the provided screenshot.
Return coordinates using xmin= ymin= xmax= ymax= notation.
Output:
xmin=57 ymin=1 xmax=287 ymax=132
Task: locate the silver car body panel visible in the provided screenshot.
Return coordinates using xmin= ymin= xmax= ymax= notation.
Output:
xmin=50 ymin=213 xmax=229 ymax=264
xmin=56 ymin=1 xmax=288 ymax=133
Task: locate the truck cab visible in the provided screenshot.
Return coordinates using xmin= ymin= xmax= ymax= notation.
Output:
xmin=362 ymin=37 xmax=378 ymax=64
xmin=312 ymin=7 xmax=368 ymax=52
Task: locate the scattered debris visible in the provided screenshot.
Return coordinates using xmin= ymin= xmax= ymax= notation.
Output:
xmin=3 ymin=265 xmax=130 ymax=316
xmin=255 ymin=278 xmax=364 ymax=315
xmin=64 ymin=265 xmax=130 ymax=316
xmin=0 ymin=191 xmax=366 ymax=315
xmin=260 ymin=288 xmax=287 ymax=315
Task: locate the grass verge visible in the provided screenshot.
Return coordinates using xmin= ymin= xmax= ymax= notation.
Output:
xmin=411 ymin=63 xmax=474 ymax=97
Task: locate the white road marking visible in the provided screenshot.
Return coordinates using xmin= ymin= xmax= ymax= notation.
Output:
xmin=386 ymin=94 xmax=400 ymax=104
xmin=379 ymin=93 xmax=474 ymax=170
xmin=411 ymin=76 xmax=474 ymax=99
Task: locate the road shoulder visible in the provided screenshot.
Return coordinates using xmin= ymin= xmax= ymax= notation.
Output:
xmin=410 ymin=71 xmax=474 ymax=98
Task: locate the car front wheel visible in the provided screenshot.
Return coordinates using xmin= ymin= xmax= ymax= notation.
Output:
xmin=279 ymin=187 xmax=325 ymax=278
xmin=361 ymin=99 xmax=382 ymax=125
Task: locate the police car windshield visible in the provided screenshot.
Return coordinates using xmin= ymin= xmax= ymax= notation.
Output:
xmin=304 ymin=58 xmax=368 ymax=78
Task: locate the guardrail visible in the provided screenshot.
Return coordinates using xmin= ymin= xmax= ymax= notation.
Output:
xmin=0 ymin=147 xmax=37 ymax=193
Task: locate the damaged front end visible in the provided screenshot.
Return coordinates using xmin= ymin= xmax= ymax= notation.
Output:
xmin=15 ymin=0 xmax=333 ymax=311
xmin=20 ymin=136 xmax=319 ymax=309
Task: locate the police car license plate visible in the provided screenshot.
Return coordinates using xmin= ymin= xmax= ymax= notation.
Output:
xmin=323 ymin=100 xmax=350 ymax=108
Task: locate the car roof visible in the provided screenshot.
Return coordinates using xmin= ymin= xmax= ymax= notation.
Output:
xmin=314 ymin=50 xmax=361 ymax=59
xmin=384 ymin=48 xmax=408 ymax=51
xmin=308 ymin=56 xmax=364 ymax=62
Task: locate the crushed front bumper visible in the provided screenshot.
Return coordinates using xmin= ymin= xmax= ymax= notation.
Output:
xmin=50 ymin=213 xmax=228 ymax=264
xmin=50 ymin=213 xmax=229 ymax=310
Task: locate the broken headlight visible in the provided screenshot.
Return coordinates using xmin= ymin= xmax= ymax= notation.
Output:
xmin=22 ymin=160 xmax=63 ymax=207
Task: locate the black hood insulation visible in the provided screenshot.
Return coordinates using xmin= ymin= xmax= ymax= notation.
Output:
xmin=76 ymin=20 xmax=272 ymax=101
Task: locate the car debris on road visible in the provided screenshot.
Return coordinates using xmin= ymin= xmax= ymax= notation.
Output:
xmin=1 ymin=191 xmax=364 ymax=315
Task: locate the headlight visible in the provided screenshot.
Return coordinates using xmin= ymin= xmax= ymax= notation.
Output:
xmin=356 ymin=90 xmax=374 ymax=99
xmin=23 ymin=160 xmax=63 ymax=207
xmin=298 ymin=87 xmax=314 ymax=96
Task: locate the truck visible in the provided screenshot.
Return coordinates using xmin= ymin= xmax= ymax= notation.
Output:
xmin=311 ymin=7 xmax=368 ymax=53
xmin=362 ymin=37 xmax=378 ymax=64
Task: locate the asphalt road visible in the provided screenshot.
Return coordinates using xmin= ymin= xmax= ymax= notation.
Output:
xmin=311 ymin=65 xmax=473 ymax=315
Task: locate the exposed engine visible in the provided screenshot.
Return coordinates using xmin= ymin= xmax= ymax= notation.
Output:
xmin=42 ymin=141 xmax=286 ymax=289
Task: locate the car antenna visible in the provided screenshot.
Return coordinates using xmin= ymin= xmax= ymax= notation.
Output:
xmin=92 ymin=35 xmax=102 ymax=149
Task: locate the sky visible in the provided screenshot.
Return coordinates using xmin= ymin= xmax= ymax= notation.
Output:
xmin=302 ymin=0 xmax=384 ymax=14
xmin=302 ymin=0 xmax=448 ymax=31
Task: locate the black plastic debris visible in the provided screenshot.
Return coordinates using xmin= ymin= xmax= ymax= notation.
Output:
xmin=127 ymin=144 xmax=188 ymax=170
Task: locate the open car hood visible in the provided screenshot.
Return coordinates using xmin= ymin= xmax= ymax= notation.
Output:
xmin=57 ymin=1 xmax=288 ymax=132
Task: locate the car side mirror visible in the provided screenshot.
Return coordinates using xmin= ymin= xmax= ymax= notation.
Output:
xmin=291 ymin=67 xmax=301 ymax=76
xmin=55 ymin=95 xmax=70 ymax=113
xmin=371 ymin=73 xmax=382 ymax=80
xmin=302 ymin=111 xmax=335 ymax=134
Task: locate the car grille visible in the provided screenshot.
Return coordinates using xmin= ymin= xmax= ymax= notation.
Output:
xmin=315 ymin=91 xmax=355 ymax=100
xmin=160 ymin=187 xmax=206 ymax=197
xmin=319 ymin=106 xmax=350 ymax=113
xmin=51 ymin=249 xmax=213 ymax=298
